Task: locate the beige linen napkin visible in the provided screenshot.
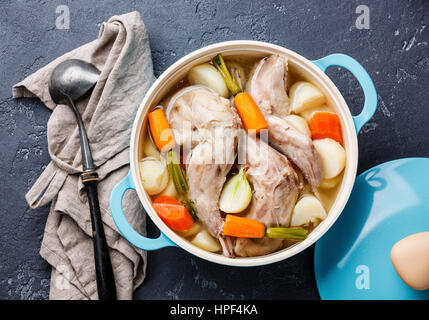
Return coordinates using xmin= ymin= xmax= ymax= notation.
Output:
xmin=12 ymin=11 xmax=154 ymax=300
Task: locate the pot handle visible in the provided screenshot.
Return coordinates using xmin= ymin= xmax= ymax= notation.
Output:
xmin=312 ymin=54 xmax=377 ymax=134
xmin=109 ymin=171 xmax=177 ymax=250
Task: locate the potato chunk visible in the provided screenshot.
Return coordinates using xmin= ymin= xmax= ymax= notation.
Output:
xmin=179 ymin=222 xmax=203 ymax=238
xmin=159 ymin=177 xmax=177 ymax=198
xmin=139 ymin=158 xmax=169 ymax=195
xmin=284 ymin=114 xmax=311 ymax=137
xmin=143 ymin=135 xmax=160 ymax=159
xmin=313 ymin=138 xmax=346 ymax=179
xmin=289 ymin=81 xmax=326 ymax=113
xmin=291 ymin=194 xmax=327 ymax=226
xmin=191 ymin=229 xmax=221 ymax=252
xmin=299 ymin=105 xmax=332 ymax=122
xmin=319 ymin=175 xmax=342 ymax=189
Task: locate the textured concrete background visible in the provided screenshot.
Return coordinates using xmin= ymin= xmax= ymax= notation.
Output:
xmin=1 ymin=0 xmax=428 ymax=299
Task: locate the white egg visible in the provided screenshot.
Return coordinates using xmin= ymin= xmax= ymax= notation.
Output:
xmin=391 ymin=232 xmax=429 ymax=290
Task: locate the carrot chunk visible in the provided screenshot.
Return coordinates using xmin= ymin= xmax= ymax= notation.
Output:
xmin=309 ymin=111 xmax=343 ymax=145
xmin=233 ymin=92 xmax=268 ymax=135
xmin=148 ymin=108 xmax=175 ymax=152
xmin=153 ymin=196 xmax=193 ymax=231
xmin=223 ymin=214 xmax=266 ymax=238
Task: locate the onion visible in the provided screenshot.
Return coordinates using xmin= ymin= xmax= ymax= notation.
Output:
xmin=219 ymin=168 xmax=252 ymax=213
xmin=187 ymin=63 xmax=229 ymax=98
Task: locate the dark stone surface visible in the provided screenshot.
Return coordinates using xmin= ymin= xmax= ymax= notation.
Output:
xmin=0 ymin=0 xmax=428 ymax=300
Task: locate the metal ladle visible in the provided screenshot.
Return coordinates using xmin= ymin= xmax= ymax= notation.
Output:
xmin=49 ymin=59 xmax=116 ymax=300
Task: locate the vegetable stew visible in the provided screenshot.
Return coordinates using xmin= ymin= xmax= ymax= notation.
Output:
xmin=138 ymin=54 xmax=346 ymax=258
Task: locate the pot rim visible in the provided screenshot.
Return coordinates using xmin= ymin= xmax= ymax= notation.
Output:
xmin=129 ymin=40 xmax=358 ymax=267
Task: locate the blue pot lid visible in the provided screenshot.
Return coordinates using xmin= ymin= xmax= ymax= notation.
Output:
xmin=314 ymin=157 xmax=429 ymax=300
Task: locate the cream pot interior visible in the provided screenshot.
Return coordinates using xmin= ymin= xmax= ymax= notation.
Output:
xmin=129 ymin=40 xmax=359 ymax=267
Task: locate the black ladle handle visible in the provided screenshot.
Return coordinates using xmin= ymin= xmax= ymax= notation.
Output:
xmin=82 ymin=172 xmax=117 ymax=300
xmin=65 ymin=97 xmax=116 ymax=299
